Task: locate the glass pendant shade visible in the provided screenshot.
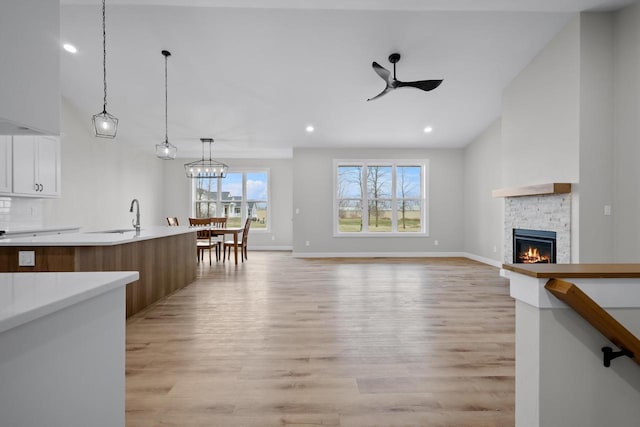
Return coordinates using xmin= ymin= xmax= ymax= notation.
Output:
xmin=93 ymin=110 xmax=118 ymax=138
xmin=156 ymin=140 xmax=177 ymax=160
xmin=184 ymin=138 xmax=228 ymax=178
xmin=156 ymin=50 xmax=177 ymax=159
xmin=93 ymin=0 xmax=118 ymax=139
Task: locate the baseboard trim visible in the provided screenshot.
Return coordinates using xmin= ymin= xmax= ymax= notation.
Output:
xmin=290 ymin=251 xmax=502 ymax=268
xmin=461 ymin=252 xmax=503 ymax=268
xmin=292 ymin=251 xmax=467 ymax=258
xmin=249 ymin=246 xmax=293 ymax=251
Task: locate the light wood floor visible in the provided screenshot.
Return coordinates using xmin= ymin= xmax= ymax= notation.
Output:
xmin=125 ymin=252 xmax=515 ymax=426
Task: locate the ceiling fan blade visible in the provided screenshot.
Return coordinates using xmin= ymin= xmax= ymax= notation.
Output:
xmin=372 ymin=62 xmax=391 ymax=83
xmin=397 ymin=79 xmax=443 ymax=92
xmin=367 ymin=86 xmax=392 ymax=102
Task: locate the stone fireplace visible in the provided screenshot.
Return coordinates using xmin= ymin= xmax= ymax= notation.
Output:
xmin=493 ymin=184 xmax=571 ymax=264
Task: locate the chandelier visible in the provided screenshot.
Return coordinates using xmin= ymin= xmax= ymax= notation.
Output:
xmin=155 ymin=50 xmax=177 ymax=159
xmin=184 ymin=138 xmax=228 ymax=178
xmin=92 ymin=0 xmax=118 ymax=138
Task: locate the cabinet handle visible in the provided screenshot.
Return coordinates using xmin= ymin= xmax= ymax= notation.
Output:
xmin=34 ymin=183 xmax=39 ymax=191
xmin=39 ymin=184 xmax=44 ymax=192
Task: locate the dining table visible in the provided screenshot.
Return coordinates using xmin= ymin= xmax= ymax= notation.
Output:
xmin=209 ymin=226 xmax=244 ymax=265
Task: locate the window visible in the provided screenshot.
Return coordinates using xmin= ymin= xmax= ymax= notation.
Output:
xmin=335 ymin=160 xmax=427 ymax=235
xmin=192 ymin=170 xmax=269 ymax=230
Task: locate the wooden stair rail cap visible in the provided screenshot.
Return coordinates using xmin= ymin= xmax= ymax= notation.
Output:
xmin=545 ymin=278 xmax=640 ymax=366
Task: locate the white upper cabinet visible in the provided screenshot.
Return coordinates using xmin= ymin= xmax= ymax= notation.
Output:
xmin=0 ymin=0 xmax=60 ymax=135
xmin=12 ymin=135 xmax=60 ymax=197
xmin=0 ymin=136 xmax=12 ymax=193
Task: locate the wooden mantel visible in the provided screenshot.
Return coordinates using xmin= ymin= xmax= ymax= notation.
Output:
xmin=492 ymin=182 xmax=571 ymax=198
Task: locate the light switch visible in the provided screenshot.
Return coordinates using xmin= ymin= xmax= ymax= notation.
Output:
xmin=18 ymin=251 xmax=35 ymax=267
xmin=604 ymin=205 xmax=612 ymax=216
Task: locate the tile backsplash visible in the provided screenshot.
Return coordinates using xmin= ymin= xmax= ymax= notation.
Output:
xmin=0 ymin=197 xmax=44 ymax=230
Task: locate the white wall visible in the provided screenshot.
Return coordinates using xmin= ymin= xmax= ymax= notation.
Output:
xmin=613 ymin=3 xmax=640 ymax=262
xmin=496 ymin=13 xmax=627 ymax=263
xmin=0 ymin=0 xmax=60 ymax=134
xmin=463 ymin=119 xmax=503 ymax=263
xmin=162 ymin=157 xmax=293 ymax=249
xmin=43 ymin=99 xmax=165 ymax=230
xmin=292 ymin=147 xmax=464 ymax=255
xmin=578 ymin=13 xmax=615 ymax=262
xmin=501 ymin=17 xmax=580 ymax=188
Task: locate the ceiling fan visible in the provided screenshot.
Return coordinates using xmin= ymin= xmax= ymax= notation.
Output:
xmin=367 ymin=53 xmax=443 ymax=101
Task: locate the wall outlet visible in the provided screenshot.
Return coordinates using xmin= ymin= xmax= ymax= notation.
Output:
xmin=434 ymin=240 xmax=439 ymax=246
xmin=295 ymin=208 xmax=300 ymax=214
xmin=18 ymin=250 xmax=35 ymax=267
xmin=493 ymin=245 xmax=498 ymax=253
xmin=604 ymin=205 xmax=612 ymax=216
xmin=305 ymin=240 xmax=310 ymax=246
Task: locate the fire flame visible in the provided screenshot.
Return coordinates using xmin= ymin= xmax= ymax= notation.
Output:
xmin=520 ymin=246 xmax=550 ymax=264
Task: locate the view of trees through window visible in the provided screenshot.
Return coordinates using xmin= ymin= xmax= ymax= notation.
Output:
xmin=337 ymin=162 xmax=425 ymax=233
xmin=194 ymin=171 xmax=269 ymax=229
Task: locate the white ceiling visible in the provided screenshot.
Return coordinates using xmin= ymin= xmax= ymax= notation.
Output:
xmin=59 ymin=0 xmax=636 ymax=158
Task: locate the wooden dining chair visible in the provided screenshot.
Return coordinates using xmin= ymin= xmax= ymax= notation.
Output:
xmin=166 ymin=217 xmax=179 ymax=226
xmin=223 ymin=217 xmax=251 ymax=263
xmin=189 ymin=217 xmax=216 ymax=265
xmin=209 ymin=217 xmax=227 ymax=261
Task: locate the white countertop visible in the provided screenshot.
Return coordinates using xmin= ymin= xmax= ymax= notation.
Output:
xmin=1 ymin=225 xmax=80 ymax=236
xmin=0 ymin=226 xmax=195 ymax=247
xmin=0 ymin=271 xmax=139 ymax=334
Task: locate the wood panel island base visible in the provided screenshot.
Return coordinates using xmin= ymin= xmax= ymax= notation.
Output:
xmin=0 ymin=227 xmax=196 ymax=317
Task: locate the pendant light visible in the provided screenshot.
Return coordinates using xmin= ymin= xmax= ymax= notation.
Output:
xmin=92 ymin=0 xmax=118 ymax=138
xmin=155 ymin=50 xmax=177 ymax=159
xmin=184 ymin=138 xmax=228 ymax=179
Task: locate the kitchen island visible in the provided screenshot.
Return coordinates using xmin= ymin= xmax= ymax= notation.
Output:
xmin=0 ymin=271 xmax=138 ymax=427
xmin=0 ymin=226 xmax=196 ymax=317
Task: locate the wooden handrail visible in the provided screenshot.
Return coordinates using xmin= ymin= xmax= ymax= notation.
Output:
xmin=545 ymin=278 xmax=640 ymax=366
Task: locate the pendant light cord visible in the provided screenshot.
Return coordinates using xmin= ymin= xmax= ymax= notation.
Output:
xmin=101 ymin=0 xmax=108 ymax=113
xmin=164 ymin=52 xmax=168 ymax=143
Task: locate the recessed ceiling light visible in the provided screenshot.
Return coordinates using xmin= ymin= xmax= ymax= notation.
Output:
xmin=424 ymin=126 xmax=433 ymax=133
xmin=305 ymin=125 xmax=314 ymax=133
xmin=63 ymin=43 xmax=77 ymax=53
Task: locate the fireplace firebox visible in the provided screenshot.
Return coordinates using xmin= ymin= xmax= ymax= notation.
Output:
xmin=513 ymin=228 xmax=556 ymax=264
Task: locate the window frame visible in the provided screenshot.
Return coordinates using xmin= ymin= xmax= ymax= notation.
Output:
xmin=333 ymin=159 xmax=429 ymax=237
xmin=191 ymin=168 xmax=270 ymax=233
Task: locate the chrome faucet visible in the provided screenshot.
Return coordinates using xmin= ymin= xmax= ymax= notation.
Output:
xmin=129 ymin=199 xmax=140 ymax=235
